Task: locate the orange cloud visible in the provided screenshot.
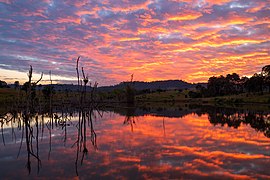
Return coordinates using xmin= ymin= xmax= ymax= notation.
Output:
xmin=0 ymin=0 xmax=269 ymax=85
xmin=119 ymin=37 xmax=141 ymax=42
xmin=167 ymin=12 xmax=203 ymax=21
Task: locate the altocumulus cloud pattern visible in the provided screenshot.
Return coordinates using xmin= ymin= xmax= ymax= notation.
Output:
xmin=0 ymin=0 xmax=269 ymax=85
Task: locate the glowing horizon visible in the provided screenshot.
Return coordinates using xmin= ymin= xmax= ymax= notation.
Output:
xmin=0 ymin=0 xmax=269 ymax=86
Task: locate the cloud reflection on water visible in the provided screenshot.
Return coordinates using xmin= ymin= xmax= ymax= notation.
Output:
xmin=0 ymin=108 xmax=270 ymax=179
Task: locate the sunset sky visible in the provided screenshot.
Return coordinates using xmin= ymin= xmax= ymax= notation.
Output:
xmin=0 ymin=0 xmax=269 ymax=86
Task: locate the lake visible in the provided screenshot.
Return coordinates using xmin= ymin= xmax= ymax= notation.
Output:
xmin=0 ymin=105 xmax=270 ymax=179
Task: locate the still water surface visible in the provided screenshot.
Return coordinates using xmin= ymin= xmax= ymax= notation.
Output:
xmin=0 ymin=106 xmax=269 ymax=179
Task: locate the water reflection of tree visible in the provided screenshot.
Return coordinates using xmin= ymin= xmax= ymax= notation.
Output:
xmin=108 ymin=104 xmax=270 ymax=138
xmin=73 ymin=109 xmax=98 ymax=176
xmin=0 ymin=108 xmax=99 ymax=175
xmin=0 ymin=60 xmax=101 ymax=176
xmin=23 ymin=113 xmax=41 ymax=174
xmin=123 ymin=106 xmax=136 ymax=132
xmin=0 ymin=111 xmax=43 ymax=174
xmin=73 ymin=57 xmax=99 ymax=176
xmin=122 ymin=106 xmax=167 ymax=137
xmin=206 ymin=107 xmax=270 ymax=138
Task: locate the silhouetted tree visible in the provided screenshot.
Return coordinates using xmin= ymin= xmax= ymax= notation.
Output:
xmin=21 ymin=82 xmax=30 ymax=92
xmin=262 ymin=65 xmax=270 ymax=76
xmin=207 ymin=76 xmax=232 ymax=96
xmin=245 ymin=73 xmax=264 ymax=94
xmin=226 ymin=73 xmax=240 ymax=81
xmin=262 ymin=65 xmax=270 ymax=92
xmin=126 ymin=74 xmax=135 ymax=104
xmin=226 ymin=73 xmax=242 ymax=94
xmin=238 ymin=76 xmax=249 ymax=93
xmin=206 ymin=73 xmax=244 ymax=96
xmin=14 ymin=81 xmax=20 ymax=90
xmin=207 ymin=76 xmax=221 ymax=96
xmin=0 ymin=80 xmax=8 ymax=88
xmin=126 ymin=84 xmax=135 ymax=104
xmin=195 ymin=84 xmax=208 ymax=97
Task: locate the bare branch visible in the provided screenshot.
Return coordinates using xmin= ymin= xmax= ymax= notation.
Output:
xmin=28 ymin=65 xmax=33 ymax=83
xmin=76 ymin=56 xmax=80 ymax=87
xmin=35 ymin=72 xmax=43 ymax=84
xmin=82 ymin=67 xmax=88 ymax=85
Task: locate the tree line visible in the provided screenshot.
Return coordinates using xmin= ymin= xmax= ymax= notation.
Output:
xmin=1 ymin=65 xmax=269 ymax=100
xmin=190 ymin=65 xmax=270 ymax=98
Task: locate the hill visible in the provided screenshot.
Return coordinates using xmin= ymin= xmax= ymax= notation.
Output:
xmin=98 ymin=80 xmax=206 ymax=92
xmin=8 ymin=80 xmax=206 ymax=92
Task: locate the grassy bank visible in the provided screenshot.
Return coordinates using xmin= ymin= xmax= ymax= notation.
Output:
xmin=136 ymin=90 xmax=270 ymax=105
xmin=1 ymin=88 xmax=269 ymax=111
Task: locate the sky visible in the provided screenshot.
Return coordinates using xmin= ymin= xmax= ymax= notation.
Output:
xmin=0 ymin=0 xmax=269 ymax=86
